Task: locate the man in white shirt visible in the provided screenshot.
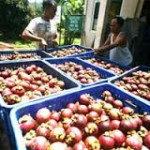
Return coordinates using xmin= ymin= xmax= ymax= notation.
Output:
xmin=22 ymin=0 xmax=58 ymax=49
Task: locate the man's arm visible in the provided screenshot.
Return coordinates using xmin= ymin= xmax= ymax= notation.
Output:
xmin=103 ymin=34 xmax=111 ymax=46
xmin=95 ymin=33 xmax=127 ymax=52
xmin=22 ymin=29 xmax=47 ymax=46
xmin=22 ymin=29 xmax=42 ymax=42
xmin=0 ymin=42 xmax=14 ymax=49
xmin=94 ymin=34 xmax=111 ymax=54
xmin=22 ymin=19 xmax=47 ymax=47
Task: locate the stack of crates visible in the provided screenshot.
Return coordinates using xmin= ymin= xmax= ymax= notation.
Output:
xmin=0 ymin=59 xmax=80 ymax=149
xmin=0 ymin=45 xmax=150 ymax=150
xmin=10 ymin=83 xmax=150 ymax=150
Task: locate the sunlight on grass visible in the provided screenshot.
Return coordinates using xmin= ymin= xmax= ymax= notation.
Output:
xmin=13 ymin=41 xmax=36 ymax=50
xmin=73 ymin=38 xmax=81 ymax=45
xmin=1 ymin=28 xmax=82 ymax=50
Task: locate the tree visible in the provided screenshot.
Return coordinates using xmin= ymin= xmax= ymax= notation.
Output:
xmin=0 ymin=0 xmax=35 ymax=39
xmin=58 ymin=0 xmax=84 ymax=21
xmin=58 ymin=0 xmax=85 ymax=44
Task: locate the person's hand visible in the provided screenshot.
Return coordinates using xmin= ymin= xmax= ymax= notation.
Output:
xmin=51 ymin=40 xmax=58 ymax=47
xmin=40 ymin=38 xmax=48 ymax=46
xmin=94 ymin=48 xmax=104 ymax=56
xmin=39 ymin=38 xmax=48 ymax=50
xmin=94 ymin=48 xmax=100 ymax=55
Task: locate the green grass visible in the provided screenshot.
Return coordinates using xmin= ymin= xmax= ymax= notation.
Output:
xmin=0 ymin=33 xmax=36 ymax=50
xmin=72 ymin=38 xmax=81 ymax=45
xmin=13 ymin=41 xmax=36 ymax=49
xmin=0 ymin=29 xmax=81 ymax=50
xmin=59 ymin=28 xmax=81 ymax=46
xmin=13 ymin=38 xmax=81 ymax=50
xmin=1 ymin=38 xmax=81 ymax=50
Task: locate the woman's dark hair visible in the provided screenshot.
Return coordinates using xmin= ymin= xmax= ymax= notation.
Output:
xmin=113 ymin=16 xmax=124 ymax=27
xmin=43 ymin=0 xmax=57 ymax=10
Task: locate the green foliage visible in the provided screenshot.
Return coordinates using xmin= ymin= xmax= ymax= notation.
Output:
xmin=62 ymin=0 xmax=84 ymax=15
xmin=13 ymin=40 xmax=36 ymax=49
xmin=60 ymin=0 xmax=84 ymax=22
xmin=0 ymin=0 xmax=35 ymax=40
xmin=29 ymin=2 xmax=42 ymax=17
xmin=58 ymin=0 xmax=84 ymax=45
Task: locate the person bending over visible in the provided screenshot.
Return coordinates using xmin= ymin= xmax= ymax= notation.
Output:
xmin=95 ymin=16 xmax=133 ymax=66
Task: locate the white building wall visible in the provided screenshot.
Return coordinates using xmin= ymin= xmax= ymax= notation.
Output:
xmin=135 ymin=0 xmax=145 ymax=18
xmin=120 ymin=0 xmax=144 ymax=18
xmin=82 ymin=0 xmax=144 ymax=48
xmin=94 ymin=0 xmax=111 ymax=48
xmin=82 ymin=0 xmax=97 ymax=47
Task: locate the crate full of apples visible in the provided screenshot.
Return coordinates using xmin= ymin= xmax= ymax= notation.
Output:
xmin=111 ymin=65 xmax=150 ymax=104
xmin=10 ymin=83 xmax=150 ymax=150
xmin=45 ymin=45 xmax=93 ymax=58
xmin=0 ymin=60 xmax=80 ymax=110
xmin=79 ymin=56 xmax=130 ymax=75
xmin=0 ymin=50 xmax=50 ymax=61
xmin=44 ymin=57 xmax=115 ymax=87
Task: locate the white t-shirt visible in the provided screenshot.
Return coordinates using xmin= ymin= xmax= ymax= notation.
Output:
xmin=25 ymin=17 xmax=57 ymax=48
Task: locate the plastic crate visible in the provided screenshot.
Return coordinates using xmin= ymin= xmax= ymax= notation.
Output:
xmin=15 ymin=50 xmax=51 ymax=59
xmin=78 ymin=55 xmax=131 ymax=75
xmin=0 ymin=59 xmax=80 ymax=111
xmin=10 ymin=83 xmax=150 ymax=150
xmin=43 ymin=44 xmax=94 ymax=58
xmin=75 ymin=51 xmax=94 ymax=58
xmin=0 ymin=50 xmax=51 ymax=61
xmin=110 ymin=65 xmax=150 ymax=104
xmin=44 ymin=57 xmax=115 ymax=87
xmin=0 ymin=59 xmax=80 ymax=150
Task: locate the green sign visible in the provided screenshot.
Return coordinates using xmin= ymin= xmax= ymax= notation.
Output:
xmin=66 ymin=15 xmax=84 ymax=32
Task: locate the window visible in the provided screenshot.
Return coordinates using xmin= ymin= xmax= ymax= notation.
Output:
xmin=105 ymin=0 xmax=123 ymax=38
xmin=92 ymin=1 xmax=100 ymax=30
xmin=108 ymin=0 xmax=123 ymax=20
xmin=91 ymin=0 xmax=122 ymax=32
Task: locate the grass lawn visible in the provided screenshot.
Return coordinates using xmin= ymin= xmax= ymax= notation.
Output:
xmin=13 ymin=40 xmax=36 ymax=50
xmin=13 ymin=38 xmax=81 ymax=50
xmin=0 ymin=30 xmax=82 ymax=50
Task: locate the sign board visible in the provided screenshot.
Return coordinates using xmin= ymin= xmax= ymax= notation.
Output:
xmin=66 ymin=15 xmax=84 ymax=32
